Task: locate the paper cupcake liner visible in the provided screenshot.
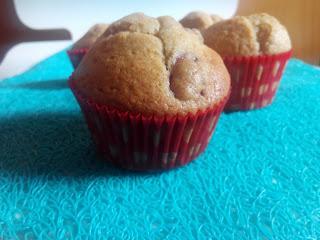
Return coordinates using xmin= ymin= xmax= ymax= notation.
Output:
xmin=223 ymin=50 xmax=292 ymax=111
xmin=67 ymin=48 xmax=89 ymax=69
xmin=69 ymin=79 xmax=229 ymax=171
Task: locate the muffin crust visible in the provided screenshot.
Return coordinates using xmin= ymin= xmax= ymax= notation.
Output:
xmin=72 ymin=24 xmax=109 ymax=50
xmin=180 ymin=11 xmax=223 ymax=31
xmin=203 ymin=13 xmax=291 ymax=56
xmin=73 ymin=13 xmax=230 ymax=116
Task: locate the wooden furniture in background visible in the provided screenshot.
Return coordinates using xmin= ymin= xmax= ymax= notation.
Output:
xmin=0 ymin=0 xmax=71 ymax=64
xmin=236 ymin=0 xmax=320 ymax=65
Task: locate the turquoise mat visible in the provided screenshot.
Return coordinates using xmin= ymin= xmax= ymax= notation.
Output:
xmin=0 ymin=51 xmax=319 ymax=239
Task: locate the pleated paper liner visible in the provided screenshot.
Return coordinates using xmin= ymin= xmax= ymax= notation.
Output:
xmin=223 ymin=50 xmax=292 ymax=111
xmin=69 ymin=79 xmax=229 ymax=171
xmin=67 ymin=48 xmax=89 ymax=69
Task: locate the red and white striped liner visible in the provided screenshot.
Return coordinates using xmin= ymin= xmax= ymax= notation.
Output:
xmin=67 ymin=48 xmax=89 ymax=69
xmin=69 ymin=78 xmax=229 ymax=171
xmin=223 ymin=50 xmax=292 ymax=111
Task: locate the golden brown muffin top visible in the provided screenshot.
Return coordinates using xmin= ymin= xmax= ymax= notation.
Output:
xmin=184 ymin=28 xmax=204 ymax=42
xmin=72 ymin=24 xmax=109 ymax=50
xmin=73 ymin=13 xmax=230 ymax=116
xmin=203 ymin=13 xmax=292 ymax=56
xmin=180 ymin=11 xmax=223 ymax=31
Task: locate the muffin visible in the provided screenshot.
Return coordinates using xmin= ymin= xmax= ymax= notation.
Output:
xmin=180 ymin=11 xmax=223 ymax=31
xmin=70 ymin=13 xmax=230 ymax=170
xmin=67 ymin=23 xmax=109 ymax=69
xmin=203 ymin=13 xmax=292 ymax=111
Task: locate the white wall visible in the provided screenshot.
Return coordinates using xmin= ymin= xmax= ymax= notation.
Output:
xmin=0 ymin=0 xmax=238 ymax=79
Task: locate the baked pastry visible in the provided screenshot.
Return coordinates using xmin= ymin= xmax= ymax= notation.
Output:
xmin=74 ymin=13 xmax=230 ymax=115
xmin=203 ymin=13 xmax=291 ymax=56
xmin=70 ymin=13 xmax=230 ymax=170
xmin=72 ymin=23 xmax=109 ymax=50
xmin=203 ymin=13 xmax=292 ymax=111
xmin=68 ymin=24 xmax=108 ymax=68
xmin=180 ymin=11 xmax=223 ymax=31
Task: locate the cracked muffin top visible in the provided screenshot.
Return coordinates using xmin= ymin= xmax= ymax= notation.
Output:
xmin=180 ymin=11 xmax=223 ymax=31
xmin=203 ymin=13 xmax=291 ymax=56
xmin=72 ymin=24 xmax=109 ymax=50
xmin=73 ymin=13 xmax=230 ymax=116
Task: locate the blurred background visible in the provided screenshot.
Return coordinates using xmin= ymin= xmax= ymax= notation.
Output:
xmin=0 ymin=0 xmax=237 ymax=79
xmin=0 ymin=0 xmax=319 ymax=79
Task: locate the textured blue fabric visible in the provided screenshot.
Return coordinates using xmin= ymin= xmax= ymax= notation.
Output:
xmin=0 ymin=51 xmax=319 ymax=240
